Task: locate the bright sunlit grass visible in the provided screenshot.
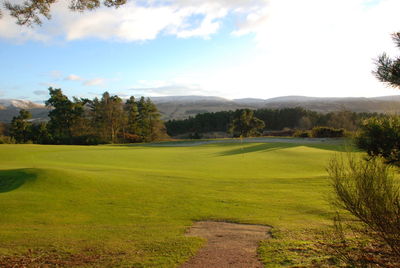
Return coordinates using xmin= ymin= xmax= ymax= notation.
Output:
xmin=0 ymin=140 xmax=349 ymax=266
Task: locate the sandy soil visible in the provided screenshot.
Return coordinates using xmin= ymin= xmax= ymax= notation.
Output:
xmin=181 ymin=221 xmax=270 ymax=268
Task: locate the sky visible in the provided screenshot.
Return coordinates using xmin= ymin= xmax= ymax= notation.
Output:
xmin=0 ymin=0 xmax=400 ymax=102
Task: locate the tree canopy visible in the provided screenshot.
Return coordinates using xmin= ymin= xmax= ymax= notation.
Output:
xmin=354 ymin=32 xmax=400 ymax=166
xmin=374 ymin=32 xmax=400 ymax=89
xmin=2 ymin=0 xmax=127 ymax=26
xmin=8 ymin=87 xmax=167 ymax=144
xmin=229 ymin=109 xmax=265 ymax=138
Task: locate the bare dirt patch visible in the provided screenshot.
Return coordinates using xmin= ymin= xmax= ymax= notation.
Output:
xmin=181 ymin=221 xmax=271 ymax=268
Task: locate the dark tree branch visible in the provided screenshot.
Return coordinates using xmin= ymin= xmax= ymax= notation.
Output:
xmin=374 ymin=32 xmax=400 ymax=89
xmin=2 ymin=0 xmax=129 ymax=26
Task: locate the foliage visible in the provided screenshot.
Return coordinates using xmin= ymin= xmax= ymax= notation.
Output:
xmin=89 ymin=92 xmax=126 ymax=143
xmin=374 ymin=32 xmax=400 ymax=89
xmin=30 ymin=122 xmax=51 ymax=144
xmin=2 ymin=0 xmax=127 ymax=26
xmin=355 ymin=115 xmax=400 ymax=166
xmin=124 ymin=96 xmax=139 ymax=135
xmin=46 ymin=88 xmax=86 ymax=144
xmin=4 ymin=88 xmax=167 ymax=145
xmin=166 ymin=107 xmax=378 ymax=137
xmin=311 ymin=126 xmax=345 ymax=138
xmin=327 ymin=154 xmax=400 ymax=261
xmin=228 ymin=109 xmax=265 ymax=137
xmin=10 ymin=109 xmax=32 ymax=143
xmin=0 ymin=135 xmax=15 ymax=144
xmin=43 ymin=88 xmax=167 ymax=144
xmin=327 ymin=110 xmax=357 ymax=131
xmin=323 ymin=31 xmax=400 ymax=267
xmin=293 ymin=130 xmax=310 ymax=138
xmin=0 ymin=122 xmax=7 ymax=136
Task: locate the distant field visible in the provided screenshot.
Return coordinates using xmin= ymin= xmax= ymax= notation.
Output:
xmin=0 ymin=139 xmax=351 ymax=266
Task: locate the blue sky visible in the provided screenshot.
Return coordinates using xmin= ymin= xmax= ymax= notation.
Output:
xmin=0 ymin=0 xmax=400 ymax=102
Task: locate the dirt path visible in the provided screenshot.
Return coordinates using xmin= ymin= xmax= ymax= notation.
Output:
xmin=181 ymin=221 xmax=270 ymax=268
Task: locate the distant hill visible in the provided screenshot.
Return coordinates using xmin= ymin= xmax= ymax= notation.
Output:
xmin=0 ymin=99 xmax=48 ymax=123
xmin=1 ymin=95 xmax=400 ymax=123
xmin=154 ymin=95 xmax=400 ymax=120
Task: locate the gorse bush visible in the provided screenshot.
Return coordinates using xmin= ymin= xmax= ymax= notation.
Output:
xmin=0 ymin=135 xmax=15 ymax=144
xmin=293 ymin=130 xmax=310 ymax=138
xmin=327 ymin=154 xmax=400 ymax=259
xmin=325 ymin=31 xmax=400 ymax=267
xmin=311 ymin=127 xmax=345 ymax=138
xmin=355 ymin=116 xmax=400 ymax=166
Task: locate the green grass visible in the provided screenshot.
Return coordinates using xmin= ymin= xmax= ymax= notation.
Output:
xmin=0 ymin=140 xmax=350 ymax=266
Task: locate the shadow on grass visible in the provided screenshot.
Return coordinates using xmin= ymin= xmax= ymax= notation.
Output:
xmin=218 ymin=143 xmax=298 ymax=156
xmin=218 ymin=142 xmax=357 ymax=156
xmin=0 ymin=169 xmax=37 ymax=193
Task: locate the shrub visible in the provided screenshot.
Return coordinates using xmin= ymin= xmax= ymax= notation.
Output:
xmin=188 ymin=132 xmax=202 ymax=139
xmin=293 ymin=130 xmax=310 ymax=138
xmin=263 ymin=129 xmax=295 ymax=137
xmin=355 ymin=116 xmax=400 ymax=166
xmin=0 ymin=135 xmax=15 ymax=144
xmin=72 ymin=135 xmax=107 ymax=145
xmin=327 ymin=154 xmax=400 ymax=258
xmin=311 ymin=127 xmax=345 ymax=138
xmin=122 ymin=133 xmax=142 ymax=143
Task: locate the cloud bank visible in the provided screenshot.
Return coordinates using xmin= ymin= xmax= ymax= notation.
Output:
xmin=2 ymin=0 xmax=400 ymax=99
xmin=0 ymin=0 xmax=266 ymax=42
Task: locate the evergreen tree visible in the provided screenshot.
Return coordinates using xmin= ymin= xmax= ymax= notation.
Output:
xmin=229 ymin=109 xmax=265 ymax=137
xmin=136 ymin=96 xmax=150 ymax=140
xmin=145 ymin=98 xmax=164 ymax=141
xmin=90 ymin=92 xmax=125 ymax=143
xmin=375 ymin=32 xmax=400 ymax=89
xmin=45 ymin=87 xmax=84 ymax=144
xmin=125 ymin=96 xmax=139 ymax=134
xmin=10 ymin=109 xmax=32 ymax=143
xmin=30 ymin=122 xmax=50 ymax=144
xmin=135 ymin=97 xmax=166 ymax=141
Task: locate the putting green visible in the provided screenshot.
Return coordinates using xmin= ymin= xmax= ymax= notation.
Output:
xmin=0 ymin=141 xmax=348 ymax=266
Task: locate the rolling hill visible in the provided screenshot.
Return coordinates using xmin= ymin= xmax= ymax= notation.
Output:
xmin=1 ymin=95 xmax=400 ymax=123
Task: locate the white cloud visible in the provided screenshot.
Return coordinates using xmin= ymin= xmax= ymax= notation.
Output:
xmin=61 ymin=73 xmax=107 ymax=87
xmin=215 ymin=0 xmax=400 ymax=98
xmin=0 ymin=13 xmax=50 ymax=42
xmin=2 ymin=0 xmax=400 ymax=99
xmin=0 ymin=0 xmax=266 ymax=42
xmin=65 ymin=74 xmax=82 ymax=81
xmin=63 ymin=2 xmax=234 ymax=41
xmin=83 ymin=78 xmax=106 ymax=86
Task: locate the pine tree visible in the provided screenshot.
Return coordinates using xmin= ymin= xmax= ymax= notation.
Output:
xmin=125 ymin=96 xmax=139 ymax=134
xmin=229 ymin=109 xmax=265 ymax=137
xmin=90 ymin=92 xmax=125 ymax=143
xmin=374 ymin=32 xmax=400 ymax=89
xmin=45 ymin=87 xmax=84 ymax=144
xmin=10 ymin=109 xmax=32 ymax=143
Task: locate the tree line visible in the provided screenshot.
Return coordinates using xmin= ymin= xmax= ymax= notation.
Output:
xmin=3 ymin=88 xmax=167 ymax=144
xmin=165 ymin=107 xmax=383 ymax=137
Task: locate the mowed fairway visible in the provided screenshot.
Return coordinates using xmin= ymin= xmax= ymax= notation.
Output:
xmin=0 ymin=141 xmax=346 ymax=266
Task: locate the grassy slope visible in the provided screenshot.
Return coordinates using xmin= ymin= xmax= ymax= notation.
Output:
xmin=0 ymin=141 xmax=347 ymax=266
